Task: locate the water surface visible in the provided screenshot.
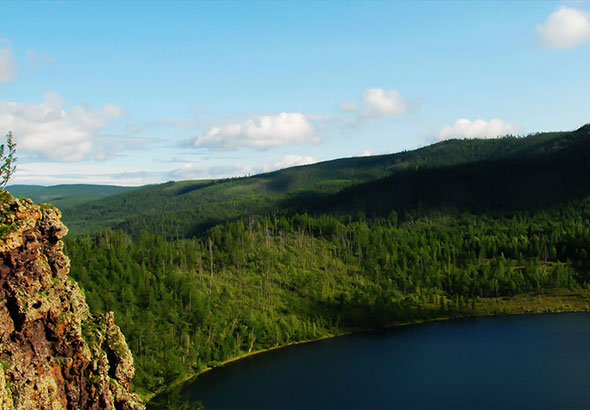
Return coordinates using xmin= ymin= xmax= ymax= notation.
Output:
xmin=183 ymin=313 xmax=590 ymax=409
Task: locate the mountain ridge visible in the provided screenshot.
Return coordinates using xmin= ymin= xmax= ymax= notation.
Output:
xmin=56 ymin=127 xmax=581 ymax=238
xmin=8 ymin=126 xmax=587 ymax=240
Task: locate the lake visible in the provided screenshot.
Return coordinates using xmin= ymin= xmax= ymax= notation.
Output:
xmin=181 ymin=313 xmax=590 ymax=409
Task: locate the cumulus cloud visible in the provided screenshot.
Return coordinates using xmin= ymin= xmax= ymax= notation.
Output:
xmin=341 ymin=88 xmax=416 ymax=119
xmin=537 ymin=7 xmax=590 ymax=49
xmin=361 ymin=88 xmax=409 ymax=116
xmin=0 ymin=48 xmax=17 ymax=83
xmin=438 ymin=118 xmax=520 ymax=140
xmin=193 ymin=112 xmax=317 ymax=150
xmin=0 ymin=92 xmax=124 ymax=161
xmin=262 ymin=154 xmax=317 ymax=173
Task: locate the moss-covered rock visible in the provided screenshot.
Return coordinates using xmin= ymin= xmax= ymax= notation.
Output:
xmin=0 ymin=194 xmax=144 ymax=409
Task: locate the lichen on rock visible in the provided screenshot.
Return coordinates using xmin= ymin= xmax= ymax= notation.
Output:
xmin=0 ymin=193 xmax=144 ymax=409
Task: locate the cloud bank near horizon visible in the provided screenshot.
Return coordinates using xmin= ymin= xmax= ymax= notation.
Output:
xmin=437 ymin=118 xmax=520 ymax=140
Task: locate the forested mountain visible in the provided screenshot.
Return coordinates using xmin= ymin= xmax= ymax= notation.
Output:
xmin=7 ymin=126 xmax=590 ymax=407
xmin=319 ymin=124 xmax=590 ymax=216
xmin=60 ymin=127 xmax=578 ymax=238
xmin=7 ymin=184 xmax=135 ymax=208
xmin=66 ymin=196 xmax=590 ymax=403
xmin=52 ymin=124 xmax=590 ymax=407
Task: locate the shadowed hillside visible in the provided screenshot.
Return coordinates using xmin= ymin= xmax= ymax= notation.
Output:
xmin=59 ymin=128 xmax=576 ymax=238
xmin=317 ymin=124 xmax=590 ymax=217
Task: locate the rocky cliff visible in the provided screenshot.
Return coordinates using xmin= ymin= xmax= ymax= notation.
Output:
xmin=0 ymin=193 xmax=144 ymax=410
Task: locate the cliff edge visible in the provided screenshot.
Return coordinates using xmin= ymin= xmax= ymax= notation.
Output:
xmin=0 ymin=193 xmax=144 ymax=409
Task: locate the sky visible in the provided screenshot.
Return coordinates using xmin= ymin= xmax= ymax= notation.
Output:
xmin=1 ymin=1 xmax=590 ymax=186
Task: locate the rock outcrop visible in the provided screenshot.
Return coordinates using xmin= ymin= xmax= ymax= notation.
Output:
xmin=0 ymin=193 xmax=144 ymax=409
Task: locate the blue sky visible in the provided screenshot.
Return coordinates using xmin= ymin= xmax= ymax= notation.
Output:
xmin=1 ymin=1 xmax=590 ymax=185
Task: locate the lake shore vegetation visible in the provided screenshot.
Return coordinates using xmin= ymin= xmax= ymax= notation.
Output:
xmin=65 ymin=196 xmax=590 ymax=401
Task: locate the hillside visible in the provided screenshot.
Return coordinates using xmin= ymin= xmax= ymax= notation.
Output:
xmin=66 ymin=190 xmax=590 ymax=403
xmin=319 ymin=124 xmax=590 ymax=217
xmin=7 ymin=184 xmax=135 ymax=209
xmin=60 ymin=129 xmax=571 ymax=238
xmin=51 ymin=124 xmax=590 ymax=406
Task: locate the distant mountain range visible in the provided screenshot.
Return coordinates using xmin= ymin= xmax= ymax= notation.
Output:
xmin=7 ymin=184 xmax=135 ymax=209
xmin=8 ymin=125 xmax=590 ymax=238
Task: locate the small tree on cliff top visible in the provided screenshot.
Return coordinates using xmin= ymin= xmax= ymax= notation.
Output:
xmin=0 ymin=131 xmax=16 ymax=192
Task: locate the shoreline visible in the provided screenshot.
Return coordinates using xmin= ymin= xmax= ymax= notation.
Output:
xmin=145 ymin=288 xmax=590 ymax=403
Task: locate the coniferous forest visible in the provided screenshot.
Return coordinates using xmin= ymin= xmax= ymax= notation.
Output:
xmin=10 ymin=126 xmax=590 ymax=406
xmin=5 ymin=4 xmax=590 ymax=409
xmin=66 ymin=198 xmax=590 ymax=397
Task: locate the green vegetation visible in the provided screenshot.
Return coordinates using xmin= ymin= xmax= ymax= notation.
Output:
xmin=0 ymin=131 xmax=16 ymax=192
xmin=0 ymin=190 xmax=19 ymax=236
xmin=6 ymin=184 xmax=135 ymax=209
xmin=58 ymin=128 xmax=575 ymax=238
xmin=65 ymin=195 xmax=590 ymax=399
xmin=22 ymin=123 xmax=583 ymax=408
xmin=322 ymin=124 xmax=590 ymax=216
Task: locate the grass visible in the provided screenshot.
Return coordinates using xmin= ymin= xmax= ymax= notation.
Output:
xmin=474 ymin=288 xmax=590 ymax=315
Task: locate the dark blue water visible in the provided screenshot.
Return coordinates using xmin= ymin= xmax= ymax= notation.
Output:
xmin=182 ymin=313 xmax=590 ymax=409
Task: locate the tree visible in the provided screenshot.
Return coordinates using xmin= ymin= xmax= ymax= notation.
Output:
xmin=0 ymin=131 xmax=16 ymax=191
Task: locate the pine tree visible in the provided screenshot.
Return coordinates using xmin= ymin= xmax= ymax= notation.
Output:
xmin=0 ymin=131 xmax=16 ymax=191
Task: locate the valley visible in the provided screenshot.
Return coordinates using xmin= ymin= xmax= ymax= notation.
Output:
xmin=9 ymin=125 xmax=590 ymax=407
xmin=2 ymin=3 xmax=588 ymax=408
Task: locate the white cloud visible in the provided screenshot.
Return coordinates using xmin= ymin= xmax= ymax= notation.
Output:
xmin=0 ymin=48 xmax=17 ymax=83
xmin=193 ymin=112 xmax=317 ymax=150
xmin=0 ymin=92 xmax=124 ymax=161
xmin=340 ymin=88 xmax=415 ymax=119
xmin=359 ymin=149 xmax=372 ymax=157
xmin=536 ymin=7 xmax=590 ymax=49
xmin=438 ymin=118 xmax=520 ymax=140
xmin=262 ymin=154 xmax=317 ymax=173
xmin=361 ymin=88 xmax=409 ymax=117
